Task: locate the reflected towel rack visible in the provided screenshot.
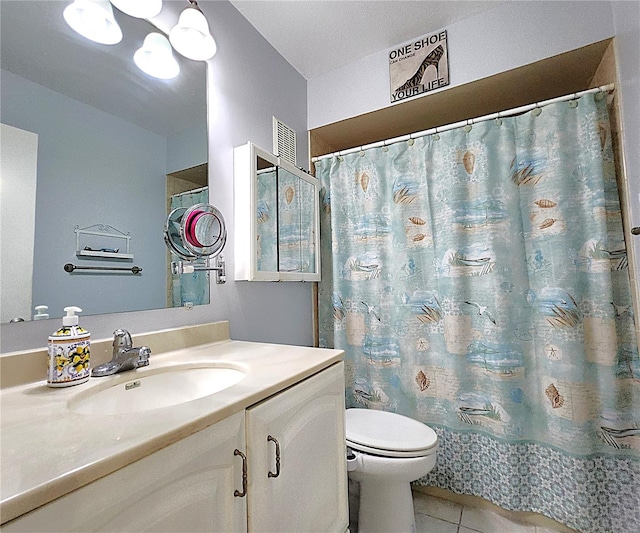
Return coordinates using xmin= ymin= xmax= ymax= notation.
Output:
xmin=64 ymin=263 xmax=142 ymax=274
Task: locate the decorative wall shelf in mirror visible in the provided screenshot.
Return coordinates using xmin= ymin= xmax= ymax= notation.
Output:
xmin=0 ymin=1 xmax=208 ymax=323
xmin=234 ymin=143 xmax=320 ymax=282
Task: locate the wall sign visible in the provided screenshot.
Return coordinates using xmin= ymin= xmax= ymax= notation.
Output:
xmin=389 ymin=30 xmax=449 ymax=103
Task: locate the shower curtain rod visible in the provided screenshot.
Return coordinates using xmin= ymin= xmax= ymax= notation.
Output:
xmin=312 ymin=83 xmax=615 ymax=162
xmin=173 ymin=185 xmax=208 ymax=197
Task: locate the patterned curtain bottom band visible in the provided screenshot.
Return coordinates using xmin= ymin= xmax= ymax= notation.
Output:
xmin=416 ymin=427 xmax=640 ymax=533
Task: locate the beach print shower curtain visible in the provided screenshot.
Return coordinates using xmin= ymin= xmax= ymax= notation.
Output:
xmin=316 ymin=95 xmax=639 ymax=533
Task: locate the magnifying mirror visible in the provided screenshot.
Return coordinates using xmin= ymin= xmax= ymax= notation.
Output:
xmin=164 ymin=203 xmax=226 ymax=259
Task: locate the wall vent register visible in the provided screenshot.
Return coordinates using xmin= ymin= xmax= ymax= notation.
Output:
xmin=273 ymin=117 xmax=296 ymax=165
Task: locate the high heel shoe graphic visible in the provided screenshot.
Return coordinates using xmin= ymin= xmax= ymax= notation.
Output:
xmin=395 ymin=44 xmax=444 ymax=92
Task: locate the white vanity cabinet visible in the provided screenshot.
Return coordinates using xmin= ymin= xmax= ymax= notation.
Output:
xmin=245 ymin=361 xmax=348 ymax=532
xmin=3 ymin=410 xmax=247 ymax=532
xmin=3 ymin=362 xmax=347 ymax=533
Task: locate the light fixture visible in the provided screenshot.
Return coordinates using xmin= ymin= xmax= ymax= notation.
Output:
xmin=134 ymin=33 xmax=180 ymax=80
xmin=63 ymin=0 xmax=122 ymax=45
xmin=110 ymin=0 xmax=162 ymax=19
xmin=169 ymin=1 xmax=216 ymax=61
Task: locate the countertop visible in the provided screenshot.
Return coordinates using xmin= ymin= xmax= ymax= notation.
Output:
xmin=0 ymin=333 xmax=343 ymax=524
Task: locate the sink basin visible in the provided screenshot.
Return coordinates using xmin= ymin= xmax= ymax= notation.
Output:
xmin=68 ymin=365 xmax=246 ymax=415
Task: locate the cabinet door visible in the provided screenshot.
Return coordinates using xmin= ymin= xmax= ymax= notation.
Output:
xmin=246 ymin=362 xmax=347 ymax=533
xmin=4 ymin=411 xmax=247 ymax=533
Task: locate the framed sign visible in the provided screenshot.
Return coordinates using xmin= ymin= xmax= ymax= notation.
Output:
xmin=389 ymin=30 xmax=449 ymax=103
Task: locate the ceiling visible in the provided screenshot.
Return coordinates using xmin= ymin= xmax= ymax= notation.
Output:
xmin=228 ymin=0 xmax=507 ymax=80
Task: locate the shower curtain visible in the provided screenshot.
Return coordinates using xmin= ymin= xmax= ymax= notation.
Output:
xmin=315 ymin=95 xmax=639 ymax=533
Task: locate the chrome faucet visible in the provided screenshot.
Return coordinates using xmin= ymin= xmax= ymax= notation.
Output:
xmin=91 ymin=329 xmax=151 ymax=377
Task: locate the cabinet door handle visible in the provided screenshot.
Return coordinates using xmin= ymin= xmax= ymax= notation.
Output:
xmin=233 ymin=449 xmax=247 ymax=497
xmin=267 ymin=435 xmax=281 ymax=478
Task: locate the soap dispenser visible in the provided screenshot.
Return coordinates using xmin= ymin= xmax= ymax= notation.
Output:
xmin=47 ymin=306 xmax=91 ymax=387
xmin=34 ymin=305 xmax=49 ymax=320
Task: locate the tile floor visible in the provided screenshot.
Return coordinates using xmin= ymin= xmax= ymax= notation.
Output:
xmin=349 ymin=486 xmax=570 ymax=533
xmin=412 ymin=491 xmax=566 ymax=533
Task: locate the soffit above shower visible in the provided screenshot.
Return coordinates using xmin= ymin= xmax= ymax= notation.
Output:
xmin=310 ymin=39 xmax=612 ymax=158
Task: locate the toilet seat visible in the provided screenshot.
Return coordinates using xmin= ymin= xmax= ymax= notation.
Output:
xmin=346 ymin=408 xmax=437 ymax=458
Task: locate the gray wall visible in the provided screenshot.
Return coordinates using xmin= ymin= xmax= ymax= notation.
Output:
xmin=1 ymin=0 xmax=311 ymax=352
xmin=167 ymin=121 xmax=208 ymax=174
xmin=1 ymin=69 xmax=167 ymax=318
xmin=308 ymin=1 xmax=618 ymax=128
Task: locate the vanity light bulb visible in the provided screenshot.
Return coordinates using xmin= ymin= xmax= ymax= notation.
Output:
xmin=134 ymin=33 xmax=180 ymax=80
xmin=110 ymin=0 xmax=162 ymax=19
xmin=63 ymin=0 xmax=123 ymax=45
xmin=169 ymin=6 xmax=217 ymax=61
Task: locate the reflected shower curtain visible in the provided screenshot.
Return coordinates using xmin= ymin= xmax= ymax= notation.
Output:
xmin=316 ymin=95 xmax=639 ymax=533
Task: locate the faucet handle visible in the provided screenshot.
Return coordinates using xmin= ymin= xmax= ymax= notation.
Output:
xmin=137 ymin=346 xmax=151 ymax=367
xmin=113 ymin=329 xmax=133 ymax=350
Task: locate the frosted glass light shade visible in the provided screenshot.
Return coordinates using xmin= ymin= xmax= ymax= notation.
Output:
xmin=169 ymin=7 xmax=216 ymax=61
xmin=63 ymin=0 xmax=122 ymax=45
xmin=110 ymin=0 xmax=162 ymax=19
xmin=134 ymin=33 xmax=180 ymax=79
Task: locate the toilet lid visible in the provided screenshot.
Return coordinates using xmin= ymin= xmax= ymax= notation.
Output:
xmin=346 ymin=408 xmax=437 ymax=455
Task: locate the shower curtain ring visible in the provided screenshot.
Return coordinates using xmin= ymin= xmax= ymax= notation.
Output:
xmin=463 ymin=120 xmax=472 ymax=133
xmin=532 ymin=104 xmax=542 ymax=116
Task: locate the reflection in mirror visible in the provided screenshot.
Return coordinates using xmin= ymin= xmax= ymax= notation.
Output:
xmin=0 ymin=1 xmax=208 ymax=323
xmin=277 ymin=164 xmax=318 ymax=275
xmin=256 ymin=158 xmax=278 ymax=273
xmin=166 ymin=172 xmax=210 ymax=308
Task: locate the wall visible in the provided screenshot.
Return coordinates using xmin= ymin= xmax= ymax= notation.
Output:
xmin=1 ymin=0 xmax=311 ymax=352
xmin=308 ymin=1 xmax=616 ymax=129
xmin=1 ymin=70 xmax=167 ymax=319
xmin=0 ymin=124 xmax=37 ymax=323
xmin=166 ymin=122 xmax=208 ymax=175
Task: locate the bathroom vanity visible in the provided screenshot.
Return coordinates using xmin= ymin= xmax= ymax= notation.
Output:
xmin=0 ymin=322 xmax=348 ymax=532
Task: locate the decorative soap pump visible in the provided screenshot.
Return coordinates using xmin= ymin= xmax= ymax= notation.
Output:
xmin=47 ymin=306 xmax=91 ymax=387
xmin=34 ymin=305 xmax=49 ymax=320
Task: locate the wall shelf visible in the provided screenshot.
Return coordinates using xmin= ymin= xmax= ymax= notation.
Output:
xmin=74 ymin=224 xmax=133 ymax=260
xmin=76 ymin=249 xmax=134 ymax=260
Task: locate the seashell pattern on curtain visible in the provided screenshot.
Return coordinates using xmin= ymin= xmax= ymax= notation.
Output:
xmin=316 ymin=95 xmax=639 ymax=533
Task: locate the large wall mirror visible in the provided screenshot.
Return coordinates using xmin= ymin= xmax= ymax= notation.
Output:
xmin=0 ymin=1 xmax=208 ymax=323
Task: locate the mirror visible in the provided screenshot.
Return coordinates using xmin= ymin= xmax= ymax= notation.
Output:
xmin=164 ymin=203 xmax=226 ymax=259
xmin=0 ymin=1 xmax=208 ymax=323
xmin=234 ymin=143 xmax=320 ymax=282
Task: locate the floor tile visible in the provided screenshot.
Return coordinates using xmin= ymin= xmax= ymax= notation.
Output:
xmin=412 ymin=491 xmax=462 ymax=524
xmin=460 ymin=506 xmax=536 ymax=533
xmin=415 ymin=512 xmax=459 ymax=533
xmin=459 ymin=528 xmax=482 ymax=533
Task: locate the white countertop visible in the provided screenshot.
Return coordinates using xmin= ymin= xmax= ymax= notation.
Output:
xmin=0 ymin=338 xmax=343 ymax=524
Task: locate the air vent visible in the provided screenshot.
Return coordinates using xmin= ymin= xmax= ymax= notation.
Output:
xmin=273 ymin=117 xmax=296 ymax=165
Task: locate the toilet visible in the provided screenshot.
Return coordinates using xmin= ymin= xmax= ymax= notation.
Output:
xmin=345 ymin=408 xmax=438 ymax=533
